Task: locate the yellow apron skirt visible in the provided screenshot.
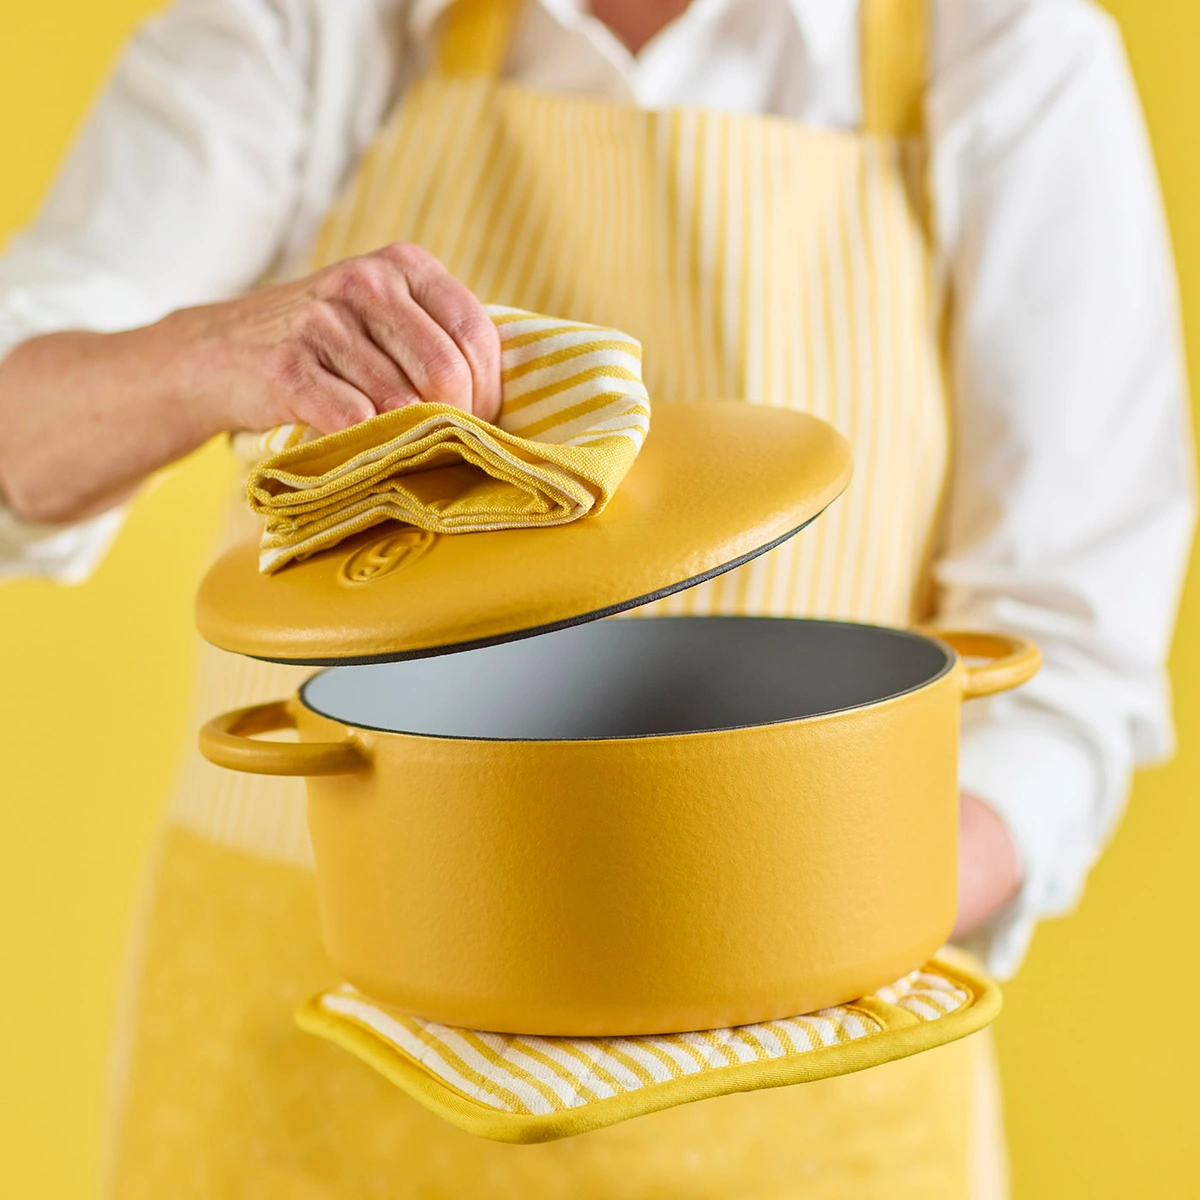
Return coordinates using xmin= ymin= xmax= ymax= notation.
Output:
xmin=103 ymin=0 xmax=1008 ymax=1194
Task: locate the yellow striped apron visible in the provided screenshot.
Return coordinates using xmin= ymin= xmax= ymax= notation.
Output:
xmin=104 ymin=1 xmax=1003 ymax=1196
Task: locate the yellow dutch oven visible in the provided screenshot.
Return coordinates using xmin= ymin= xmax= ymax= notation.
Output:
xmin=196 ymin=402 xmax=1038 ymax=1037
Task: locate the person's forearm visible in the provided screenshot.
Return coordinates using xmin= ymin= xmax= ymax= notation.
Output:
xmin=0 ymin=317 xmax=222 ymax=525
xmin=0 ymin=243 xmax=503 ymax=529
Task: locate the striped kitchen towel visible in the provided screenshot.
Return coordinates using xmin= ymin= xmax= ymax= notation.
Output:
xmin=238 ymin=306 xmax=650 ymax=574
xmin=297 ymin=951 xmax=1000 ymax=1144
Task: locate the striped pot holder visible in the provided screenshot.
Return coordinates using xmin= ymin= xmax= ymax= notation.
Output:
xmin=297 ymin=950 xmax=1000 ymax=1143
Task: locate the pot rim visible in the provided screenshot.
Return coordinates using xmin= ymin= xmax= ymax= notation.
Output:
xmin=296 ymin=616 xmax=958 ymax=745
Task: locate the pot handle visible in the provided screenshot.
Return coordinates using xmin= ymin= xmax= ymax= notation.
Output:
xmin=922 ymin=630 xmax=1042 ymax=700
xmin=199 ymin=700 xmax=368 ymax=777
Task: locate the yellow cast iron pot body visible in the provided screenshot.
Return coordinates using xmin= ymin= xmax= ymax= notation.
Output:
xmin=200 ymin=621 xmax=1038 ymax=1036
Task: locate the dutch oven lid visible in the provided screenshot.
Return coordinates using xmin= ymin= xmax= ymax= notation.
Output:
xmin=195 ymin=401 xmax=853 ymax=665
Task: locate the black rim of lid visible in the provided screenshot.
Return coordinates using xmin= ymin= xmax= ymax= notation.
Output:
xmin=250 ymin=505 xmax=831 ymax=667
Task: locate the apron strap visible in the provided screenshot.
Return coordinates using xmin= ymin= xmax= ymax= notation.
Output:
xmin=860 ymin=0 xmax=928 ymax=137
xmin=437 ymin=0 xmax=523 ymax=77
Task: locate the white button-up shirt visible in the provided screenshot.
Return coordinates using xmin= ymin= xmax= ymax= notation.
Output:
xmin=0 ymin=0 xmax=1193 ymax=977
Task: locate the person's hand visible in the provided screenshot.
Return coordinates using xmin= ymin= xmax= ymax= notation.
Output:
xmin=953 ymin=792 xmax=1022 ymax=939
xmin=0 ymin=243 xmax=501 ymax=526
xmin=172 ymin=242 xmax=502 ymax=434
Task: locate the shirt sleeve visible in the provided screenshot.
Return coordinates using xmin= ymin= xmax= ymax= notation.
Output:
xmin=929 ymin=0 xmax=1196 ymax=976
xmin=0 ymin=0 xmax=321 ymax=581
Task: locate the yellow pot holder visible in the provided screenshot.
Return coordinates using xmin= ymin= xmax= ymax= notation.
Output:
xmin=237 ymin=306 xmax=651 ymax=573
xmin=297 ymin=950 xmax=999 ymax=1144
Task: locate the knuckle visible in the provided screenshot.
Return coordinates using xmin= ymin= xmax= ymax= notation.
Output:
xmin=374 ymin=367 xmax=419 ymax=409
xmin=379 ymin=241 xmax=435 ymax=274
xmin=378 ymin=389 xmax=417 ymax=413
xmin=316 ymin=261 xmax=356 ymax=297
xmin=364 ymin=373 xmax=403 ymax=408
xmin=451 ymin=312 xmax=500 ymax=360
xmin=292 ymin=298 xmax=341 ymax=341
xmin=266 ymin=343 xmax=314 ymax=392
xmin=305 ymin=394 xmax=368 ymax=433
xmin=423 ymin=350 xmax=472 ymax=398
xmin=323 ymin=258 xmax=386 ymax=305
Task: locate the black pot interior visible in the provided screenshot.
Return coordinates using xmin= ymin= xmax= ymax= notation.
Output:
xmin=299 ymin=617 xmax=953 ymax=741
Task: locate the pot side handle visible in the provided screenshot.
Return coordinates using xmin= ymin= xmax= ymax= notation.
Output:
xmin=921 ymin=630 xmax=1042 ymax=700
xmin=199 ymin=700 xmax=367 ymax=777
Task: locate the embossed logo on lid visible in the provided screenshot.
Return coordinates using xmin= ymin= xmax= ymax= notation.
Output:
xmin=338 ymin=528 xmax=437 ymax=585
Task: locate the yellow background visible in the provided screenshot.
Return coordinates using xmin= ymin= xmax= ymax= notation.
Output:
xmin=0 ymin=1 xmax=1196 ymax=1194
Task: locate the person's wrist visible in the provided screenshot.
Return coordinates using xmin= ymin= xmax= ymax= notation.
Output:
xmin=143 ymin=307 xmax=237 ymax=444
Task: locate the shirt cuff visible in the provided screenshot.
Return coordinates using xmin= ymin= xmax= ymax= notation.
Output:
xmin=955 ymin=713 xmax=1103 ymax=979
xmin=0 ymin=503 xmax=128 ymax=584
xmin=0 ymin=245 xmax=162 ymax=582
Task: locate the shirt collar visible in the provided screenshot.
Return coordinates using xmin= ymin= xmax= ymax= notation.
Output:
xmin=783 ymin=0 xmax=858 ymax=63
xmin=408 ymin=0 xmax=858 ymax=64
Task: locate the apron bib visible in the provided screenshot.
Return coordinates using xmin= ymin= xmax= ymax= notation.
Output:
xmin=103 ymin=1 xmax=1002 ymax=1195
